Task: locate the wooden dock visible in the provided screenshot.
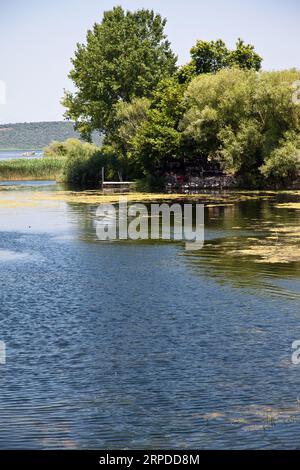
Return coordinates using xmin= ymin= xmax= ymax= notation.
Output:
xmin=101 ymin=167 xmax=135 ymax=193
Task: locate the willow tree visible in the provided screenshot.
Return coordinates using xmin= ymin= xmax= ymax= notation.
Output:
xmin=181 ymin=68 xmax=300 ymax=184
xmin=62 ymin=6 xmax=177 ymax=140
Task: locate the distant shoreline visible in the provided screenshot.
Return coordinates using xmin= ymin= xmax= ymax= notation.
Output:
xmin=0 ymin=148 xmax=44 ymax=151
xmin=0 ymin=122 xmax=102 ymax=148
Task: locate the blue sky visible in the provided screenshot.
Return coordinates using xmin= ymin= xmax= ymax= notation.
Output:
xmin=0 ymin=0 xmax=299 ymax=123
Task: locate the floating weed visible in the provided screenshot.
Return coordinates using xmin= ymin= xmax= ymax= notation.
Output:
xmin=30 ymin=191 xmax=273 ymax=206
xmin=230 ymin=244 xmax=300 ymax=264
xmin=230 ymin=418 xmax=248 ymax=425
xmin=202 ymin=412 xmax=225 ymax=421
xmin=228 ymin=219 xmax=300 ymax=264
xmin=275 ymin=203 xmax=300 ymax=210
xmin=243 ymin=424 xmax=270 ymax=432
xmin=0 ymin=200 xmax=38 ymax=208
xmin=265 ymin=414 xmax=276 ymax=426
xmin=199 ymin=403 xmax=300 ymax=433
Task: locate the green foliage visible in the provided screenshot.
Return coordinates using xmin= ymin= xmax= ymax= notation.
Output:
xmin=44 ymin=138 xmax=118 ymax=187
xmin=177 ymin=63 xmax=197 ymax=84
xmin=131 ymin=78 xmax=186 ymax=174
xmin=134 ymin=175 xmax=165 ymax=192
xmin=50 ymin=139 xmax=104 ymax=187
xmin=114 ymin=98 xmax=151 ymax=151
xmin=63 ymin=6 xmax=177 ymax=138
xmin=0 ymin=158 xmax=65 ymax=181
xmin=59 ymin=5 xmax=298 ymax=189
xmin=190 ymin=39 xmax=231 ymax=75
xmin=178 ymin=38 xmax=262 ymax=84
xmin=181 ymin=68 xmax=300 ymax=183
xmin=44 ymin=138 xmax=98 ymax=158
xmin=230 ymin=39 xmax=262 ymax=71
xmin=218 ymin=120 xmax=263 ymax=174
xmin=63 ymin=152 xmax=104 ymax=188
xmin=260 ymin=137 xmax=300 ymax=181
xmin=105 ymin=97 xmax=151 ymax=178
xmin=60 ymin=67 xmax=300 ymax=188
xmin=181 ymin=67 xmax=257 ymax=157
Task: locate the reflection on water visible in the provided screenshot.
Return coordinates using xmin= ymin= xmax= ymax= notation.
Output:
xmin=0 ymin=183 xmax=299 ymax=449
xmin=183 ymin=201 xmax=300 ymax=300
xmin=0 ymin=180 xmax=56 ymax=187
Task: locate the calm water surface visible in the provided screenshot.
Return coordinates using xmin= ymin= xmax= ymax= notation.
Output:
xmin=0 ymin=150 xmax=43 ymax=160
xmin=0 ymin=183 xmax=299 ymax=449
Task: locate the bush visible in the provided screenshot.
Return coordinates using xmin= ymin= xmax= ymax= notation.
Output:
xmin=44 ymin=138 xmax=97 ymax=158
xmin=260 ymin=139 xmax=300 ymax=183
xmin=63 ymin=151 xmax=105 ymax=188
xmin=43 ymin=138 xmax=104 ymax=187
xmin=134 ymin=175 xmax=165 ymax=192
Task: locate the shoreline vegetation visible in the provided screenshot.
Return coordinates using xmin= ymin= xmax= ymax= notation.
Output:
xmin=1 ymin=6 xmax=300 ymax=189
xmin=59 ymin=6 xmax=300 ymax=190
xmin=0 ymin=157 xmax=65 ymax=181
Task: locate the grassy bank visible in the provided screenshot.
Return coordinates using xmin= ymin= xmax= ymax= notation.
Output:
xmin=0 ymin=158 xmax=65 ymax=181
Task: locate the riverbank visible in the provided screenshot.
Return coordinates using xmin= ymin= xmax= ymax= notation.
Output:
xmin=0 ymin=157 xmax=65 ymax=181
xmin=0 ymin=153 xmax=299 ymax=191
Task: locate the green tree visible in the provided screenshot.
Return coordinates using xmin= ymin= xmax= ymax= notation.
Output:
xmin=190 ymin=39 xmax=230 ymax=75
xmin=113 ymin=97 xmax=151 ymax=154
xmin=132 ymin=78 xmax=186 ymax=174
xmin=105 ymin=97 xmax=151 ymax=178
xmin=62 ymin=6 xmax=177 ymax=139
xmin=181 ymin=68 xmax=300 ymax=184
xmin=260 ymin=134 xmax=300 ymax=182
xmin=178 ymin=39 xmax=262 ymax=83
xmin=229 ymin=39 xmax=262 ymax=71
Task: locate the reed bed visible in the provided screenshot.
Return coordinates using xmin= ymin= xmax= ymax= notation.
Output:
xmin=0 ymin=158 xmax=65 ymax=180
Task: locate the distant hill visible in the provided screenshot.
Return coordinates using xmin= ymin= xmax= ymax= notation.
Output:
xmin=0 ymin=122 xmax=102 ymax=149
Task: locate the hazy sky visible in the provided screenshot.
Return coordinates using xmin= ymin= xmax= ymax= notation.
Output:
xmin=0 ymin=0 xmax=299 ymax=123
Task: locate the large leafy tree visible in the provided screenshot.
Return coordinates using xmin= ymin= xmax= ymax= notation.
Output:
xmin=191 ymin=39 xmax=230 ymax=75
xmin=105 ymin=97 xmax=151 ymax=178
xmin=131 ymin=78 xmax=186 ymax=174
xmin=178 ymin=39 xmax=262 ymax=83
xmin=63 ymin=6 xmax=177 ymax=139
xmin=230 ymin=39 xmax=262 ymax=71
xmin=181 ymin=68 xmax=300 ymax=183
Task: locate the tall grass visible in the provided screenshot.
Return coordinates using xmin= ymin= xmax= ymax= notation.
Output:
xmin=0 ymin=139 xmax=109 ymax=187
xmin=0 ymin=157 xmax=65 ymax=181
xmin=45 ymin=139 xmax=107 ymax=188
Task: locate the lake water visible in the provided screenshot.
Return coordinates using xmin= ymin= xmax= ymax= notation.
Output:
xmin=0 ymin=182 xmax=299 ymax=449
xmin=0 ymin=150 xmax=44 ymax=160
